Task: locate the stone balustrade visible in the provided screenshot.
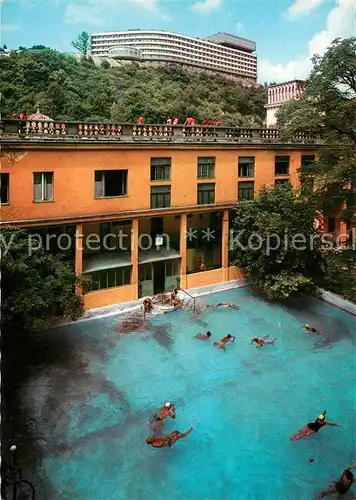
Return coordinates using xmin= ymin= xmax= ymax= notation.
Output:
xmin=0 ymin=119 xmax=321 ymax=145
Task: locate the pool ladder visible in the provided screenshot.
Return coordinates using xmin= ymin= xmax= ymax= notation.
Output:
xmin=178 ymin=287 xmax=196 ymax=311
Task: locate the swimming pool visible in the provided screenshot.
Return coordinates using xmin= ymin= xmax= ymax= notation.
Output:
xmin=21 ymin=287 xmax=356 ymax=499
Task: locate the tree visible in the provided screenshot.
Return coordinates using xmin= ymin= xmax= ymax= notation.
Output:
xmin=323 ymin=248 xmax=356 ymax=303
xmin=277 ymin=37 xmax=356 ymax=224
xmin=71 ymin=31 xmax=90 ymax=57
xmin=0 ymin=47 xmax=266 ymax=123
xmin=0 ymin=228 xmax=85 ymax=334
xmin=230 ymin=184 xmax=325 ymax=300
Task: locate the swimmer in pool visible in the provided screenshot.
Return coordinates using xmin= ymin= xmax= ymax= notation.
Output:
xmin=250 ymin=335 xmax=278 ymax=348
xmin=146 ymin=428 xmax=193 ymax=448
xmin=148 ymin=401 xmax=176 ymax=434
xmin=318 ymin=464 xmax=356 ymax=497
xmin=216 ymin=303 xmax=240 ymax=310
xmin=213 ymin=334 xmax=236 ymax=350
xmin=304 ymin=324 xmax=318 ymax=333
xmin=290 ymin=411 xmax=341 ymax=441
xmin=194 ymin=331 xmax=212 ymax=340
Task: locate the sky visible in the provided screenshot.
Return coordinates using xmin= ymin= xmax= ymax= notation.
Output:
xmin=1 ymin=0 xmax=355 ymax=83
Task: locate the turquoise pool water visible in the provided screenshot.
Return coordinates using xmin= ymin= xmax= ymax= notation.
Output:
xmin=23 ymin=288 xmax=356 ymax=499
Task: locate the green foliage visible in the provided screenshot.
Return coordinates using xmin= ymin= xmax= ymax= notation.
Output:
xmin=277 ymin=37 xmax=356 ymax=221
xmin=0 ymin=48 xmax=266 ymax=124
xmin=71 ymin=31 xmax=90 ymax=56
xmin=1 ymin=228 xmax=86 ymax=334
xmin=230 ymin=184 xmax=325 ymax=300
xmin=323 ymin=248 xmax=356 ymax=303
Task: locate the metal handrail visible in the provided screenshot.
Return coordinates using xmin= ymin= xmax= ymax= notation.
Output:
xmin=1 ymin=445 xmax=36 ymax=500
xmin=177 ymin=287 xmax=196 ymax=311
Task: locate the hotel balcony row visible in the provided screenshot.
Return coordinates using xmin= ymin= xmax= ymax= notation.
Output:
xmin=0 ymin=119 xmax=321 ymax=145
xmin=25 ymin=211 xmax=241 ymax=310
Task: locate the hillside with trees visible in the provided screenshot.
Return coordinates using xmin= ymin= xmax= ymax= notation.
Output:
xmin=0 ymin=47 xmax=266 ymax=125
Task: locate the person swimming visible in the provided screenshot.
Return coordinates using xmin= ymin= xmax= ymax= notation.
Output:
xmin=290 ymin=411 xmax=341 ymax=441
xmin=194 ymin=331 xmax=212 ymax=340
xmin=213 ymin=334 xmax=236 ymax=350
xmin=146 ymin=428 xmax=193 ymax=448
xmin=319 ymin=464 xmax=356 ymax=497
xmin=148 ymin=401 xmax=176 ymax=433
xmin=216 ymin=303 xmax=240 ymax=310
xmin=250 ymin=335 xmax=277 ymax=348
xmin=304 ymin=324 xmax=318 ymax=333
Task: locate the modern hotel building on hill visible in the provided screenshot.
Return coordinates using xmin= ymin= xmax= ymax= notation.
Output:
xmin=90 ymin=30 xmax=257 ymax=82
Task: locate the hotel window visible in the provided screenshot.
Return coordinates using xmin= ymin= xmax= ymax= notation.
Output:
xmin=94 ymin=170 xmax=127 ymax=198
xmin=150 ymin=157 xmax=171 ymax=181
xmin=197 ymin=157 xmax=215 ymax=179
xmin=139 ymin=263 xmax=152 ymax=282
xmin=87 ymin=266 xmax=131 ymax=292
xmin=151 ymin=185 xmax=171 ymax=209
xmin=197 ymin=183 xmax=215 ymax=205
xmin=275 ymin=156 xmax=290 ymax=176
xmin=238 ymin=157 xmax=255 ymax=178
xmin=238 ymin=181 xmax=254 ymax=201
xmin=166 ymin=259 xmax=180 ymax=277
xmin=301 ymin=154 xmax=315 ymax=171
xmin=33 ymin=172 xmax=53 ymax=202
xmin=1 ymin=173 xmax=9 ymax=204
xmin=327 ymin=217 xmax=336 ymax=232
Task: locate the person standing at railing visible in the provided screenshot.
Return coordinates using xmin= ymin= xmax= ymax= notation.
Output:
xmin=184 ymin=116 xmax=195 ymax=126
xmin=167 ymin=117 xmax=172 ymax=125
xmin=172 ymin=117 xmax=179 ymax=125
xmin=137 ymin=114 xmax=144 ymax=124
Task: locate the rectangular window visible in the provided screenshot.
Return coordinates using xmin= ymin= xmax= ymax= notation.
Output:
xmin=139 ymin=263 xmax=152 ymax=281
xmin=94 ymin=170 xmax=128 ymax=198
xmin=166 ymin=259 xmax=179 ymax=277
xmin=197 ymin=183 xmax=215 ymax=205
xmin=151 ymin=185 xmax=171 ymax=209
xmin=275 ymin=156 xmax=290 ymax=176
xmin=150 ymin=158 xmax=171 ymax=181
xmin=275 ymin=179 xmax=290 ymax=186
xmin=197 ymin=157 xmax=215 ymax=179
xmin=301 ymin=154 xmax=315 ymax=169
xmin=0 ymin=173 xmax=9 ymax=204
xmin=238 ymin=181 xmax=254 ymax=201
xmin=328 ymin=217 xmax=336 ymax=232
xmin=238 ymin=157 xmax=255 ymax=178
xmin=33 ymin=172 xmax=53 ymax=202
xmin=88 ymin=266 xmax=131 ymax=292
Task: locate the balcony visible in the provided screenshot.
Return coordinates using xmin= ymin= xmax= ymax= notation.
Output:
xmin=0 ymin=119 xmax=321 ymax=146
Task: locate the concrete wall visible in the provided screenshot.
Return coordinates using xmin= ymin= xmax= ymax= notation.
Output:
xmin=321 ymin=289 xmax=356 ymax=316
xmin=83 ymin=284 xmax=135 ymax=309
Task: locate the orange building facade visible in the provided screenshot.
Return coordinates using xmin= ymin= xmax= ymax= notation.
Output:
xmin=1 ymin=120 xmax=325 ymax=310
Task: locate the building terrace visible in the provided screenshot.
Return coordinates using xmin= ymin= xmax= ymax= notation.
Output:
xmin=0 ymin=119 xmax=320 ymax=146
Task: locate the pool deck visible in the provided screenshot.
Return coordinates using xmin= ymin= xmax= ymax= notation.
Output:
xmin=53 ymin=281 xmax=356 ymax=329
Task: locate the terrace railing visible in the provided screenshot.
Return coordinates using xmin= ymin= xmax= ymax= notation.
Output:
xmin=0 ymin=119 xmax=321 ymax=145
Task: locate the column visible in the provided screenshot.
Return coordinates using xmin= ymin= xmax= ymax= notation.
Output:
xmin=75 ymin=223 xmax=83 ymax=295
xmin=179 ymin=214 xmax=187 ymax=289
xmin=338 ymin=203 xmax=348 ymax=246
xmin=222 ymin=210 xmax=229 ymax=282
xmin=131 ymin=218 xmax=139 ymax=300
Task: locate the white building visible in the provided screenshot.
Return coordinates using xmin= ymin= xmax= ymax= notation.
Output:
xmin=90 ymin=30 xmax=257 ymax=82
xmin=265 ymin=80 xmax=305 ymax=128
